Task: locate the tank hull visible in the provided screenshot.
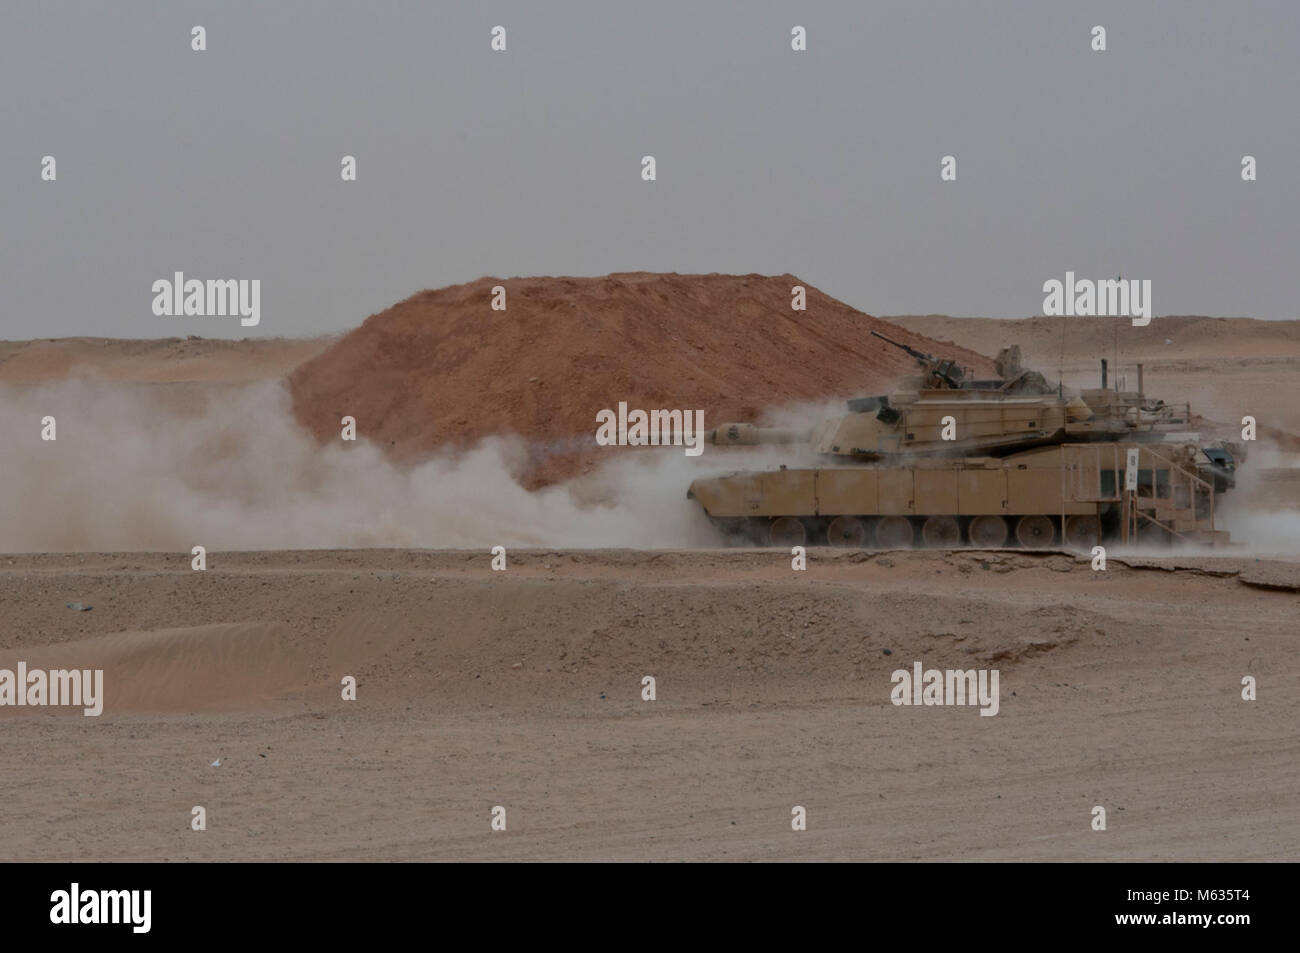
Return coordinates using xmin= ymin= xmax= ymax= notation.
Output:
xmin=688 ymin=442 xmax=1228 ymax=549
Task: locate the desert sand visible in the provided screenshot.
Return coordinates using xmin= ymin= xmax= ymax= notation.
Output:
xmin=1 ymin=548 xmax=1295 ymax=862
xmin=0 ymin=336 xmax=334 ymax=387
xmin=1 ymin=277 xmax=1297 ymax=862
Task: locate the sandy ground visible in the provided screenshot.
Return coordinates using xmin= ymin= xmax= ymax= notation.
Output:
xmin=0 ymin=336 xmax=334 ymax=387
xmin=1 ymin=548 xmax=1295 ymax=862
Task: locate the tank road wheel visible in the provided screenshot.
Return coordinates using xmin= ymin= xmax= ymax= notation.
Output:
xmin=921 ymin=515 xmax=961 ymax=548
xmin=767 ymin=517 xmax=806 ymax=547
xmin=1015 ymin=515 xmax=1056 ymax=548
xmin=1063 ymin=515 xmax=1101 ymax=550
xmin=967 ymin=515 xmax=1008 ymax=548
xmin=826 ymin=516 xmax=867 ymax=548
xmin=874 ymin=516 xmax=914 ymax=549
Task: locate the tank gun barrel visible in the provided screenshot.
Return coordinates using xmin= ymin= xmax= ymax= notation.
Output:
xmin=871 ymin=330 xmax=965 ymax=388
xmin=707 ymin=424 xmax=807 ymax=446
xmin=870 ymin=329 xmax=933 ymax=364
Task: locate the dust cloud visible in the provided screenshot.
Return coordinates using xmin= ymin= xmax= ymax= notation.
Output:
xmin=3 ymin=379 xmax=1294 ymax=554
xmin=0 ymin=379 xmax=732 ymax=552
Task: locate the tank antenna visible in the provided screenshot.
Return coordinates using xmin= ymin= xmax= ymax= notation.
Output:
xmin=1113 ymin=277 xmax=1120 ymax=392
xmin=1058 ymin=300 xmax=1066 ymax=398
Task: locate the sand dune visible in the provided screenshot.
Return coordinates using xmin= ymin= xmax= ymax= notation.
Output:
xmin=287 ymin=274 xmax=995 ymax=486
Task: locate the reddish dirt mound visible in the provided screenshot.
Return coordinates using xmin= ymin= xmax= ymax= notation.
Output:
xmin=288 ymin=273 xmax=995 ymax=486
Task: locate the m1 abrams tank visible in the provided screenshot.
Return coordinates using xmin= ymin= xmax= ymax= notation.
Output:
xmin=688 ymin=333 xmax=1238 ymax=549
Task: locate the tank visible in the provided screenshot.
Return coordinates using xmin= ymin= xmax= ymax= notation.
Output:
xmin=688 ymin=334 xmax=1239 ymax=549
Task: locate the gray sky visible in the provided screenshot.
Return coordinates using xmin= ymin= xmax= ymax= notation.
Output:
xmin=2 ymin=0 xmax=1297 ymax=340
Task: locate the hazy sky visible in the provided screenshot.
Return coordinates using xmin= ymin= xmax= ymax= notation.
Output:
xmin=2 ymin=0 xmax=1297 ymax=340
